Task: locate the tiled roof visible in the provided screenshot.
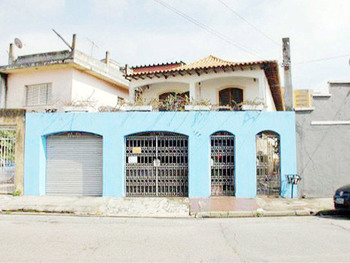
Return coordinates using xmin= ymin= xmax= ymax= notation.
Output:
xmin=128 ymin=55 xmax=274 ymax=76
xmin=178 ymin=55 xmax=233 ymax=70
xmin=132 ymin=61 xmax=184 ymax=73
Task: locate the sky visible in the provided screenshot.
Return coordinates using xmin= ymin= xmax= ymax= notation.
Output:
xmin=0 ymin=0 xmax=349 ymax=92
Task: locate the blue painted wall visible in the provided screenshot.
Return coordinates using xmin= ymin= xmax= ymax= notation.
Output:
xmin=24 ymin=111 xmax=297 ymax=198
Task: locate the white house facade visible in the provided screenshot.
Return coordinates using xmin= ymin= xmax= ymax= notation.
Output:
xmin=127 ymin=56 xmax=284 ymax=111
xmin=0 ymin=49 xmax=129 ymax=112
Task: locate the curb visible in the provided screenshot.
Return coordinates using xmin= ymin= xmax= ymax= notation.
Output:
xmin=194 ymin=209 xmax=315 ymax=218
xmin=0 ymin=207 xmax=192 ymax=218
xmin=2 ymin=208 xmax=316 ymax=218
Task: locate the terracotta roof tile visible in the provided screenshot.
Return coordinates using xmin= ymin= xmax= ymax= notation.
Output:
xmin=128 ymin=55 xmax=272 ymax=76
xmin=178 ymin=55 xmax=232 ymax=70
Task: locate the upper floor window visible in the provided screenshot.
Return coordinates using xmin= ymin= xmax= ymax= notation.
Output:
xmin=26 ymin=83 xmax=52 ymax=106
xmin=219 ymin=88 xmax=243 ymax=107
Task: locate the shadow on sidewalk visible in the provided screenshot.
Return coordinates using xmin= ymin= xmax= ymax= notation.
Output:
xmin=316 ymin=209 xmax=350 ymax=220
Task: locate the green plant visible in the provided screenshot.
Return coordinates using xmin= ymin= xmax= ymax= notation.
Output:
xmin=159 ymin=93 xmax=189 ymax=111
xmin=12 ymin=190 xmax=22 ymax=196
xmin=149 ymin=98 xmax=160 ymax=108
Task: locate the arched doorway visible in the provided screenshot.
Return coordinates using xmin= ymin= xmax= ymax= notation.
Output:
xmin=211 ymin=131 xmax=235 ymax=196
xmin=219 ymin=88 xmax=243 ymax=108
xmin=46 ymin=132 xmax=103 ymax=196
xmin=125 ymin=132 xmax=188 ymax=197
xmin=256 ymin=131 xmax=280 ymax=196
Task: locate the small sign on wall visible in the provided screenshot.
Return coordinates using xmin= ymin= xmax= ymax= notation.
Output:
xmin=128 ymin=156 xmax=138 ymax=164
xmin=153 ymin=159 xmax=161 ymax=167
xmin=132 ymin=147 xmax=142 ymax=154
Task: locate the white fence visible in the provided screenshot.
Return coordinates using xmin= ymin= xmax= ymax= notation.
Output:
xmin=0 ymin=130 xmax=16 ymax=194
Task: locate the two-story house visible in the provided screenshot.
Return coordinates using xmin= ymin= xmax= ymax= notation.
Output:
xmin=22 ymin=54 xmax=297 ymax=199
xmin=0 ymin=39 xmax=129 ymax=112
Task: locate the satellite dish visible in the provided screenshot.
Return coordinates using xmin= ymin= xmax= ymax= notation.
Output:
xmin=14 ymin=38 xmax=23 ymax=49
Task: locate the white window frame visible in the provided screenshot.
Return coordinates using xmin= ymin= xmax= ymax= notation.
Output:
xmin=25 ymin=83 xmax=52 ymax=106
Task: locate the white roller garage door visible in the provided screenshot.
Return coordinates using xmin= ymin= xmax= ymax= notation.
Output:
xmin=46 ymin=133 xmax=103 ymax=196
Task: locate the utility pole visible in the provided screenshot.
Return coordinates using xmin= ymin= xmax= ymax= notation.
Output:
xmin=283 ymin=37 xmax=293 ymax=111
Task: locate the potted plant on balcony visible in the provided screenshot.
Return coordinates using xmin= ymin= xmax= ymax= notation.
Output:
xmin=185 ymin=99 xmax=212 ymax=111
xmin=240 ymin=99 xmax=266 ymax=111
xmin=125 ymin=97 xmax=153 ymax=111
xmin=63 ymin=99 xmax=97 ymax=113
xmin=159 ymin=94 xmax=188 ymax=111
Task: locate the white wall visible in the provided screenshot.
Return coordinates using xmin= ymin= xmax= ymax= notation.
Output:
xmin=199 ymin=76 xmax=259 ymax=104
xmin=141 ymin=82 xmax=189 ymax=102
xmin=71 ymin=68 xmax=128 ymax=108
xmin=6 ymin=67 xmax=73 ymax=110
xmin=129 ymin=68 xmax=277 ymax=111
xmin=6 ymin=67 xmax=129 ymax=111
xmin=265 ymin=77 xmax=276 ymax=111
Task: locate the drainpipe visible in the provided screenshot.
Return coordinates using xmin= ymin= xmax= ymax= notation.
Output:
xmin=0 ymin=74 xmax=8 ymax=109
xmin=283 ymin=37 xmax=293 ymax=111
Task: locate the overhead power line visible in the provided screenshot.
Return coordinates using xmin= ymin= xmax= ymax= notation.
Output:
xmin=294 ymin=53 xmax=350 ymax=65
xmin=153 ymin=0 xmax=266 ymax=60
xmin=217 ymin=0 xmax=280 ymax=47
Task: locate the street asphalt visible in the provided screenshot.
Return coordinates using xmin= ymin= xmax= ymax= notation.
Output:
xmin=0 ymin=214 xmax=349 ymax=262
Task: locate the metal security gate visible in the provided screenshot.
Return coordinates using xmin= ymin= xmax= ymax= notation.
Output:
xmin=126 ymin=132 xmax=188 ymax=197
xmin=211 ymin=132 xmax=235 ymax=196
xmin=46 ymin=132 xmax=103 ymax=196
xmin=0 ymin=127 xmax=16 ymax=194
xmin=256 ymin=131 xmax=280 ymax=196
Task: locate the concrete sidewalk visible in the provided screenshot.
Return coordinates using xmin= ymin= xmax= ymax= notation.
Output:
xmin=190 ymin=197 xmax=334 ymax=217
xmin=0 ymin=195 xmax=334 ymax=218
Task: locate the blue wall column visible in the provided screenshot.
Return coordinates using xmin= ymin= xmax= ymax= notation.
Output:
xmin=188 ymin=133 xmax=211 ymax=198
xmin=38 ymin=136 xmax=47 ymax=195
xmin=102 ymin=134 xmax=120 ymax=197
xmin=235 ymin=131 xmax=256 ymax=198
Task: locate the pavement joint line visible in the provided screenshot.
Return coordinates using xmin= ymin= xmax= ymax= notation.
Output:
xmin=194 ymin=209 xmax=320 ymax=218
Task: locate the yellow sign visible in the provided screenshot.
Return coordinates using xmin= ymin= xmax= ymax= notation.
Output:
xmin=132 ymin=147 xmax=142 ymax=154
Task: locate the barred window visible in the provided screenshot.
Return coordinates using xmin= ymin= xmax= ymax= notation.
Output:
xmin=26 ymin=83 xmax=52 ymax=106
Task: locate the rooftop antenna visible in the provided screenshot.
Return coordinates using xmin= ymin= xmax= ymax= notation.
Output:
xmin=52 ymin=29 xmax=73 ymax=51
xmin=86 ymin=38 xmax=99 ymax=57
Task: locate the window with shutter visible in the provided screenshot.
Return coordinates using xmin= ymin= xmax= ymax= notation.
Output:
xmin=26 ymin=83 xmax=52 ymax=106
xmin=219 ymin=88 xmax=243 ymax=107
